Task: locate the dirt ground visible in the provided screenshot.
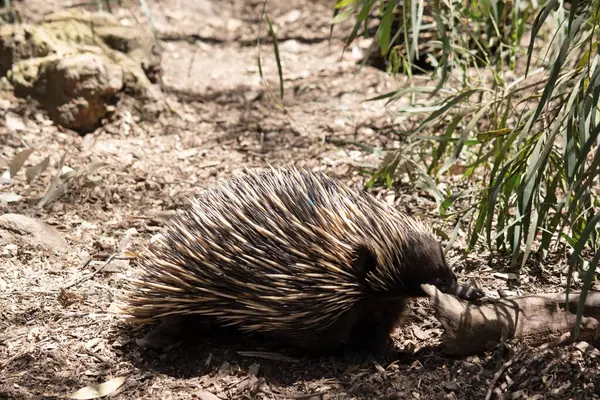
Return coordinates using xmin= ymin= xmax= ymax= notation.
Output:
xmin=1 ymin=0 xmax=600 ymax=399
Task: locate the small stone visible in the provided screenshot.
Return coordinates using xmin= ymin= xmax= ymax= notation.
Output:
xmin=385 ymin=192 xmax=396 ymax=205
xmin=0 ymin=193 xmax=22 ymax=203
xmin=574 ymin=341 xmax=600 ymax=357
xmin=5 ymin=112 xmax=26 ymax=131
xmin=226 ymin=18 xmax=242 ymax=31
xmin=443 ymin=382 xmax=459 ymax=391
xmin=198 ymin=392 xmax=221 ymax=400
xmin=2 ymin=243 xmax=18 ymax=256
xmin=0 ymin=170 xmax=11 ymax=185
xmin=97 ymin=236 xmax=117 ymax=251
xmin=282 ymin=9 xmax=302 ymax=23
xmin=460 ymin=361 xmax=480 ymax=373
xmin=550 ymin=382 xmax=571 ymax=397
xmin=334 ymin=118 xmax=346 ymax=127
xmin=280 ymin=39 xmax=302 ymax=54
xmin=51 ymin=202 xmax=64 ymax=212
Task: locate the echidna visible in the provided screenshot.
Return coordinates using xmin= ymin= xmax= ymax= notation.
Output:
xmin=119 ymin=166 xmax=481 ymax=354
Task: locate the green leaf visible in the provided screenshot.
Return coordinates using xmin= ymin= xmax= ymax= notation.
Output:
xmin=486 ymin=163 xmax=512 ymax=248
xmin=377 ymin=0 xmax=396 ymax=57
xmin=365 ymin=86 xmax=436 ymax=104
xmin=411 ymin=0 xmax=425 ymax=61
xmin=332 ymin=7 xmax=355 ymax=24
xmin=525 ymin=14 xmax=584 ymax=133
xmin=431 ymin=0 xmax=451 ymax=91
xmin=335 ymin=0 xmax=357 ymax=8
xmin=429 ymin=113 xmax=465 ymax=175
xmin=265 ymin=15 xmax=284 ymax=99
xmin=412 ymin=89 xmax=482 ymax=135
xmin=573 ymin=248 xmax=600 ymax=339
xmin=438 ymin=103 xmax=490 ymax=176
xmin=538 ymin=171 xmax=562 ymax=257
xmin=568 ymin=213 xmax=600 ymax=269
xmin=525 ymin=0 xmax=558 ymax=76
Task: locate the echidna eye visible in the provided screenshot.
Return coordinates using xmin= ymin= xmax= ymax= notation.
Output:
xmin=352 ymin=245 xmax=378 ymax=281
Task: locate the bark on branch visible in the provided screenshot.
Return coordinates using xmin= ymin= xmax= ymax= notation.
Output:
xmin=421 ymin=284 xmax=600 ymax=356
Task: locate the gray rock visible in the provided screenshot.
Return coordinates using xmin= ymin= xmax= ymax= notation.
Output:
xmin=0 ymin=213 xmax=68 ymax=252
xmin=1 ymin=9 xmax=164 ymax=133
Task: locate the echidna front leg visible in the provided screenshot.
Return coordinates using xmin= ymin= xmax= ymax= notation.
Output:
xmin=321 ymin=297 xmax=406 ymax=359
xmin=290 ymin=303 xmax=377 ymax=355
xmin=137 ymin=315 xmax=215 ymax=349
xmin=137 ymin=315 xmax=188 ymax=349
xmin=351 ymin=297 xmax=406 ymax=356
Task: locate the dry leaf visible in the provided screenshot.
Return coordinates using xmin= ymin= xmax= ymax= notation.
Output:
xmin=412 ymin=326 xmax=430 ymax=340
xmin=493 ymin=272 xmax=519 ymax=281
xmin=574 ymin=341 xmax=600 ymax=357
xmin=38 ymin=153 xmax=67 ymax=208
xmin=68 ymin=376 xmax=125 ymax=399
xmin=26 ymin=156 xmax=50 ymax=183
xmin=9 ymin=148 xmax=34 ymax=178
xmin=198 ymin=392 xmax=222 ymax=400
xmin=0 ymin=193 xmax=22 ymax=203
xmin=118 ymin=228 xmax=137 ymax=252
xmin=82 ymin=133 xmax=97 ymax=151
xmin=85 ymin=338 xmax=102 ymax=351
xmin=38 ymin=180 xmax=70 ymax=208
xmin=409 ymin=360 xmax=423 ymax=370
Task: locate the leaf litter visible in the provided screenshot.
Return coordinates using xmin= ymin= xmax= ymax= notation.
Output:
xmin=0 ymin=0 xmax=599 ymax=399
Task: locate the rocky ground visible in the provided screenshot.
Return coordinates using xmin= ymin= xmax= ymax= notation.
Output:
xmin=1 ymin=0 xmax=599 ymax=399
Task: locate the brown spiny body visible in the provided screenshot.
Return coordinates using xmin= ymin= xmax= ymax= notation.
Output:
xmin=119 ymin=166 xmax=460 ymax=353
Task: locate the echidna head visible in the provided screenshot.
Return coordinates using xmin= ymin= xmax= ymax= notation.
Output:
xmin=355 ymin=232 xmax=458 ymax=298
xmin=400 ymin=232 xmax=459 ymax=297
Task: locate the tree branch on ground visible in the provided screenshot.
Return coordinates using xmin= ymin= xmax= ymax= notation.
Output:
xmin=421 ymin=284 xmax=600 ymax=356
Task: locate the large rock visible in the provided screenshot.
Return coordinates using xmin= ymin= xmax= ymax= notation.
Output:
xmin=0 ymin=213 xmax=68 ymax=253
xmin=0 ymin=9 xmax=164 ymax=133
xmin=29 ymin=53 xmax=124 ymax=131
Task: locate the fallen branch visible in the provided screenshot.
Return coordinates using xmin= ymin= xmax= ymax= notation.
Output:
xmin=421 ymin=284 xmax=600 ymax=356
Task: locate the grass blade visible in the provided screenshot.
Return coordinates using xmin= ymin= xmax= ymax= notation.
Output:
xmin=265 ymin=15 xmax=284 ymax=99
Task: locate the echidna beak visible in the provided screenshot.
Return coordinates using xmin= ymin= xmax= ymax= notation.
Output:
xmin=433 ymin=274 xmax=458 ymax=295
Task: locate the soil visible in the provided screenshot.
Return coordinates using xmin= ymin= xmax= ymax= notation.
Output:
xmin=1 ymin=0 xmax=599 ymax=399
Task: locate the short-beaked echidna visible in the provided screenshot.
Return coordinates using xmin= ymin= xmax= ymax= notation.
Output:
xmin=119 ymin=166 xmax=479 ymax=353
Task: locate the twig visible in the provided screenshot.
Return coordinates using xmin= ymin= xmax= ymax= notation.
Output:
xmin=63 ymin=252 xmax=119 ymax=289
xmin=237 ymin=351 xmax=299 ymax=363
xmin=187 ymin=49 xmax=196 ymax=78
xmin=485 ymin=356 xmax=515 ymax=400
xmin=265 ymin=387 xmax=330 ymax=399
xmin=0 ymin=340 xmax=50 ymax=371
xmin=83 ymin=348 xmax=111 ymax=365
xmin=63 ymin=228 xmax=136 ymax=289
